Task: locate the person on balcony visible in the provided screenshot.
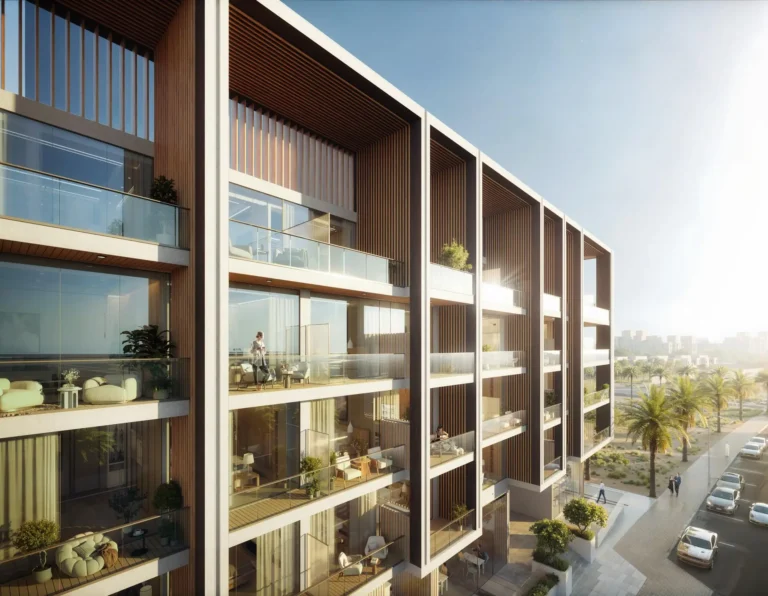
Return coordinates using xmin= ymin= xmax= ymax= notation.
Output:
xmin=250 ymin=331 xmax=269 ymax=390
xmin=431 ymin=424 xmax=449 ymax=442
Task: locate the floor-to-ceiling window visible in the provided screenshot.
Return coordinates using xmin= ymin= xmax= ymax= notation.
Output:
xmin=228 ymin=284 xmax=300 ymax=358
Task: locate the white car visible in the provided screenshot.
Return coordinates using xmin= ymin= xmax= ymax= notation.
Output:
xmin=706 ymin=487 xmax=740 ymax=515
xmin=740 ymin=444 xmax=763 ymax=459
xmin=749 ymin=437 xmax=767 ymax=450
xmin=716 ymin=472 xmax=745 ymax=492
xmin=677 ymin=526 xmax=718 ymax=569
xmin=749 ymin=502 xmax=768 ymax=526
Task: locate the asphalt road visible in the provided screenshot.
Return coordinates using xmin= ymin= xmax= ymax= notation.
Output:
xmin=669 ymin=429 xmax=768 ymax=596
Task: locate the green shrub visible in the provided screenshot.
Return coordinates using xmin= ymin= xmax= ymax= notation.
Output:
xmin=570 ymin=527 xmax=595 ymax=540
xmin=530 ymin=519 xmax=572 ymax=563
xmin=563 ymin=497 xmax=608 ymax=535
xmin=527 ymin=573 xmax=560 ymax=596
xmin=533 ymin=549 xmax=570 ymax=571
xmin=608 ymin=471 xmax=626 ymax=479
xmin=439 ymin=239 xmax=472 ymax=271
xmin=11 ymin=520 xmax=60 ymax=571
xmin=153 ymin=480 xmax=183 ymax=512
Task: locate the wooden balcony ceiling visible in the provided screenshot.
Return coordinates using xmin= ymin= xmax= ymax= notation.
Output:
xmin=229 ymin=4 xmax=409 ymax=152
xmin=584 ymin=237 xmax=605 ymax=259
xmin=482 ymin=174 xmax=530 ymax=217
xmin=431 ymin=140 xmax=465 ymax=176
xmin=56 ymin=0 xmax=181 ymax=49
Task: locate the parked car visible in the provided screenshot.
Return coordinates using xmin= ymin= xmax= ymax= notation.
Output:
xmin=706 ymin=487 xmax=740 ymax=515
xmin=716 ymin=472 xmax=745 ymax=492
xmin=749 ymin=437 xmax=767 ymax=450
xmin=677 ymin=526 xmax=718 ymax=569
xmin=749 ymin=502 xmax=768 ymax=527
xmin=740 ymin=444 xmax=763 ymax=459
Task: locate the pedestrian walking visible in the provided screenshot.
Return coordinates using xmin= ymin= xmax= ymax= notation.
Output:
xmin=668 ymin=476 xmax=675 ymax=495
xmin=725 ymin=443 xmax=730 ymax=459
xmin=596 ymin=481 xmax=607 ymax=504
xmin=674 ymin=472 xmax=682 ymax=496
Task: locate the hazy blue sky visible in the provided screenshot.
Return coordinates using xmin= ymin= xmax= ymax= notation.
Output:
xmin=287 ymin=0 xmax=768 ymax=341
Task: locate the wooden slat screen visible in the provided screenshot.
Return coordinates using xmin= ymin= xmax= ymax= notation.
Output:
xmin=566 ymin=228 xmax=583 ymax=457
xmin=430 ymin=140 xmax=466 ymax=263
xmin=380 ymin=504 xmax=410 ymax=562
xmin=544 ymin=215 xmax=557 ymax=296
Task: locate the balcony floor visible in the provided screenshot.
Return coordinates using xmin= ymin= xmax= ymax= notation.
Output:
xmin=0 ymin=397 xmax=185 ymax=419
xmin=0 ymin=536 xmax=185 ymax=596
xmin=229 ymin=376 xmax=392 ymax=395
xmin=430 ymin=518 xmax=472 ymax=557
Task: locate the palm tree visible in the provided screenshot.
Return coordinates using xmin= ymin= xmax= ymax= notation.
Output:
xmin=699 ymin=374 xmax=733 ymax=433
xmin=710 ymin=365 xmax=730 ymax=379
xmin=640 ymin=361 xmax=653 ymax=382
xmin=621 ymin=385 xmax=687 ymax=498
xmin=755 ymin=370 xmax=768 ymax=413
xmin=678 ymin=363 xmax=697 ymax=378
xmin=668 ymin=376 xmax=709 ymax=462
xmin=729 ymin=370 xmax=755 ymax=421
xmin=653 ymin=362 xmax=672 ymax=386
xmin=622 ymin=364 xmax=642 ymax=401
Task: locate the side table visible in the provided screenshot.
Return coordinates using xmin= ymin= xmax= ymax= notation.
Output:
xmin=58 ymin=386 xmax=81 ymax=409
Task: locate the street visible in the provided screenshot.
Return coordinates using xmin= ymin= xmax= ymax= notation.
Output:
xmin=670 ymin=429 xmax=768 ymax=595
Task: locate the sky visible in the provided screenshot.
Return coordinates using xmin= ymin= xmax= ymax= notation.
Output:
xmin=285 ymin=0 xmax=768 ymax=342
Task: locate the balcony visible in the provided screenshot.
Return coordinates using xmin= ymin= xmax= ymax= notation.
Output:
xmin=229 ymin=353 xmax=405 ymax=395
xmin=0 ymin=163 xmax=188 ymax=248
xmin=543 ymin=403 xmax=562 ymax=424
xmin=543 ymin=350 xmax=561 ymax=370
xmin=430 ymin=509 xmax=475 ymax=557
xmin=544 ymin=456 xmax=562 ymax=480
xmin=584 ymin=425 xmax=612 ymax=453
xmin=481 ymin=351 xmax=525 ymax=378
xmin=482 ymin=409 xmax=526 ymax=442
xmin=0 ymin=508 xmax=189 ymax=595
xmin=584 ymin=388 xmax=610 ymax=411
xmin=584 ymin=349 xmax=610 ymax=367
xmin=430 ymin=352 xmax=474 ymax=388
xmin=481 ymin=281 xmax=524 ymax=314
xmin=430 ymin=262 xmax=474 ymax=302
xmin=429 ymin=430 xmax=475 ymax=471
xmin=0 ymin=358 xmax=189 ymax=432
xmin=300 ymin=535 xmax=405 ymax=596
xmin=228 ymin=445 xmax=405 ymax=531
xmin=583 ymin=295 xmax=610 ymax=326
xmin=229 ymin=220 xmax=406 ymax=287
xmin=543 ymin=293 xmax=561 ymax=317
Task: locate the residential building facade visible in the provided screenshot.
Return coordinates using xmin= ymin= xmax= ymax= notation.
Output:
xmin=0 ymin=1 xmax=613 ymax=594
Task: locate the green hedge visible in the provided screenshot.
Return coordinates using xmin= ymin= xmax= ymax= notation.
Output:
xmin=527 ymin=573 xmax=560 ymax=596
xmin=533 ymin=549 xmax=569 ymax=571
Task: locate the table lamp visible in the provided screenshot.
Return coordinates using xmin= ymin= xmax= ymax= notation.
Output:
xmin=242 ymin=452 xmax=254 ymax=467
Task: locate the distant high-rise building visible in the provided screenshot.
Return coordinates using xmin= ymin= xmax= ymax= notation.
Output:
xmin=681 ymin=335 xmax=697 ymax=355
xmin=634 ymin=330 xmax=647 ymax=342
xmin=667 ymin=335 xmax=682 ymax=352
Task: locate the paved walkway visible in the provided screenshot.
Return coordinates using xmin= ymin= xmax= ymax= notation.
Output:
xmin=613 ymin=416 xmax=768 ymax=596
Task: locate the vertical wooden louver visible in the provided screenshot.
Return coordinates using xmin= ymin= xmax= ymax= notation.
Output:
xmin=566 ymin=228 xmax=583 ymax=457
xmin=544 ymin=216 xmax=557 ymax=295
xmin=430 ymin=140 xmax=467 ymax=262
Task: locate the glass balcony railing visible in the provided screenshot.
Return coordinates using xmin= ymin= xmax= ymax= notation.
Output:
xmin=543 ymin=293 xmax=561 ymax=313
xmin=430 ymin=352 xmax=474 ymax=377
xmin=482 ymin=409 xmax=526 ymax=440
xmin=229 ymin=353 xmax=406 ymax=392
xmin=430 ymin=262 xmax=474 ymax=296
xmin=544 ymin=456 xmax=562 ymax=479
xmin=0 ymin=508 xmax=189 ymax=590
xmin=584 ymin=349 xmax=610 ymax=366
xmin=301 ymin=535 xmax=405 ymax=596
xmin=481 ymin=282 xmax=524 ymax=309
xmin=229 ymin=446 xmax=405 ymax=531
xmin=543 ymin=350 xmax=561 ymax=367
xmin=543 ymin=403 xmax=562 ymax=423
xmin=0 ymin=357 xmax=189 ymax=412
xmin=584 ymin=294 xmax=610 ymax=325
xmin=429 ymin=430 xmax=475 ymax=468
xmin=229 ymin=220 xmax=406 ymax=286
xmin=0 ymin=163 xmax=188 ymax=248
xmin=481 ymin=350 xmax=525 ymax=371
xmin=584 ymin=388 xmax=610 ymax=409
xmin=584 ymin=426 xmax=612 ymax=451
xmin=430 ymin=509 xmax=475 ymax=557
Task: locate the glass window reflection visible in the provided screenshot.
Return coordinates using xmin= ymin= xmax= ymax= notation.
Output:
xmin=97 ymin=34 xmax=110 ymax=125
xmin=38 ymin=6 xmax=52 ymax=105
xmin=3 ymin=0 xmax=20 ymax=95
xmin=229 ymin=285 xmax=300 ymax=357
xmin=69 ymin=20 xmax=82 ymax=116
xmin=124 ymin=47 xmax=134 ymax=134
xmin=83 ymin=28 xmax=96 ymax=120
xmin=22 ymin=0 xmax=35 ymax=99
xmin=111 ymin=41 xmax=122 ymax=129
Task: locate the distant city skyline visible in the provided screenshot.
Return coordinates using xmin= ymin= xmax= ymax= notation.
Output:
xmin=287 ymin=0 xmax=768 ymax=339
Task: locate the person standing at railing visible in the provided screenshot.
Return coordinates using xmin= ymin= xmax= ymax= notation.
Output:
xmin=250 ymin=331 xmax=268 ymax=390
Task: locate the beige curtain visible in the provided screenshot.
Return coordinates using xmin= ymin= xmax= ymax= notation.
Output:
xmin=348 ymin=492 xmax=377 ymax=555
xmin=0 ymin=435 xmax=60 ymax=560
xmin=255 ymin=524 xmax=298 ymax=596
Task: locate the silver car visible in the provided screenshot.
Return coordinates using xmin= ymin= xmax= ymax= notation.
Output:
xmin=749 ymin=502 xmax=768 ymax=527
xmin=749 ymin=437 xmax=767 ymax=451
xmin=740 ymin=444 xmax=762 ymax=459
xmin=677 ymin=526 xmax=718 ymax=569
xmin=716 ymin=472 xmax=745 ymax=492
xmin=706 ymin=487 xmax=740 ymax=515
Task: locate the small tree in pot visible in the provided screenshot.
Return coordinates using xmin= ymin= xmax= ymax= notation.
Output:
xmin=440 ymin=239 xmax=472 ymax=271
xmin=530 ymin=518 xmax=572 ymax=571
xmin=11 ymin=519 xmax=60 ymax=583
xmin=451 ymin=503 xmax=469 ymax=531
xmin=121 ymin=325 xmax=176 ymax=398
xmin=109 ymin=486 xmax=147 ymax=534
xmin=562 ymin=497 xmax=608 ymax=540
xmin=300 ymin=456 xmax=323 ymax=498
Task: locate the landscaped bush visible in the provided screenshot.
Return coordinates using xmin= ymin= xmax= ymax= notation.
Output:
xmin=563 ymin=497 xmax=608 ymax=541
xmin=527 ymin=573 xmax=560 ymax=596
xmin=533 ymin=549 xmax=570 ymax=571
xmin=530 ymin=519 xmax=572 ymax=571
xmin=607 ymin=470 xmax=626 ymax=479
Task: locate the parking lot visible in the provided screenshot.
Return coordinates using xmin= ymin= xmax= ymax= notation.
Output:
xmin=669 ymin=430 xmax=768 ymax=595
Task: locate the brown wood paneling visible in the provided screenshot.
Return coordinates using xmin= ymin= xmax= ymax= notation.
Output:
xmin=544 ymin=216 xmax=557 ymax=296
xmin=391 ymin=568 xmax=439 ymax=596
xmin=380 ymin=504 xmax=410 ymax=562
xmin=430 ymin=141 xmax=466 ymax=263
xmin=153 ymin=0 xmax=194 ymax=591
xmin=356 ymin=126 xmax=411 ymax=283
xmin=482 ymin=197 xmax=530 ymax=295
xmin=229 ymin=6 xmax=406 ymax=152
xmin=380 ymin=419 xmax=409 ymax=469
xmin=566 ymin=228 xmax=583 ymax=457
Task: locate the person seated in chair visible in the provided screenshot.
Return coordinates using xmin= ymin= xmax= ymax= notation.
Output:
xmin=473 ymin=543 xmax=489 ymax=564
xmin=432 ymin=424 xmax=449 ymax=442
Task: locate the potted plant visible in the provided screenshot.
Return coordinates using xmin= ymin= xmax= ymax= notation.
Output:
xmin=440 ymin=239 xmax=472 ymax=271
xmin=349 ymin=437 xmax=368 ymax=458
xmin=305 ymin=475 xmax=321 ymax=499
xmin=329 ymin=452 xmax=337 ymax=489
xmin=153 ymin=376 xmax=174 ymax=400
xmin=109 ymin=486 xmax=147 ymax=534
xmin=153 ymin=480 xmax=183 ymax=513
xmin=62 ymin=368 xmax=80 ymax=387
xmin=11 ymin=519 xmax=59 ymax=583
xmin=482 ymin=344 xmax=493 ymax=352
xmin=562 ymin=498 xmax=607 ymax=562
xmin=150 ymin=176 xmax=178 ymax=205
xmin=530 ymin=519 xmax=573 ymax=595
xmin=451 ymin=503 xmax=469 ymax=530
xmin=122 ymin=325 xmax=175 ymax=397
xmin=300 ymin=456 xmax=323 ymax=497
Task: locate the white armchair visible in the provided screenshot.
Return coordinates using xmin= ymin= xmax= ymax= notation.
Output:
xmin=338 ymin=552 xmax=363 ymax=576
xmin=0 ymin=379 xmax=44 ymax=412
xmin=335 ymin=455 xmax=362 ymax=484
xmin=229 ymin=239 xmax=253 ymax=259
xmin=365 ymin=536 xmax=388 ymax=559
xmin=367 ymin=446 xmax=393 ymax=472
xmin=83 ymin=374 xmax=139 ymax=404
xmin=291 ymin=362 xmax=310 ymax=383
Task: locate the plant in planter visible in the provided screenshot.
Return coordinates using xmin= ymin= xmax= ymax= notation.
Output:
xmin=150 ymin=176 xmax=178 ymax=205
xmin=122 ymin=325 xmax=175 ymax=397
xmin=305 ymin=475 xmax=321 ymax=499
xmin=440 ymin=239 xmax=472 ymax=271
xmin=107 ymin=218 xmax=123 ymax=236
xmin=482 ymin=344 xmax=493 ymax=352
xmin=75 ymin=428 xmax=116 ymax=464
xmin=349 ymin=437 xmax=368 ymax=458
xmin=527 ymin=573 xmax=559 ymax=596
xmin=153 ymin=480 xmax=183 ymax=514
xmin=11 ymin=519 xmax=60 ymax=583
xmin=152 ymin=376 xmax=174 ymax=400
xmin=329 ymin=452 xmax=337 ymax=489
xmin=562 ymin=497 xmax=608 ymax=541
xmin=451 ymin=503 xmax=469 ymax=530
xmin=62 ymin=368 xmax=80 ymax=387
xmin=544 ymin=390 xmax=557 ymax=408
xmin=300 ymin=456 xmax=323 ymax=497
xmin=158 ymin=518 xmax=183 ymax=547
xmin=109 ymin=486 xmax=147 ymax=533
xmin=529 ymin=518 xmax=572 ymax=570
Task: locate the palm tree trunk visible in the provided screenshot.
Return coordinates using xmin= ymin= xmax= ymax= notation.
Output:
xmin=717 ymin=403 xmax=721 ymax=433
xmin=630 ymin=377 xmax=633 ymax=401
xmin=682 ymin=424 xmax=689 ymax=462
xmin=739 ymin=395 xmax=743 ymax=421
xmin=649 ymin=448 xmax=657 ymax=498
xmin=585 ymin=458 xmax=591 ymax=481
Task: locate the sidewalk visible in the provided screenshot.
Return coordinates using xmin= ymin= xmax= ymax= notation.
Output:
xmin=613 ymin=415 xmax=768 ymax=596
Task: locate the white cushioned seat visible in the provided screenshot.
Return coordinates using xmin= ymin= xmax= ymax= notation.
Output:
xmin=365 ymin=535 xmax=388 ymax=559
xmin=367 ymin=446 xmax=393 ymax=471
xmin=338 ymin=552 xmax=363 ymax=576
xmin=336 ymin=455 xmax=362 ymax=481
xmin=83 ymin=375 xmax=139 ymax=404
xmin=56 ymin=532 xmax=117 ymax=578
xmin=0 ymin=379 xmax=44 ymax=412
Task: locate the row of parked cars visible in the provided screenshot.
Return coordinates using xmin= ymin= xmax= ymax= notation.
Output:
xmin=676 ymin=436 xmax=768 ymax=570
